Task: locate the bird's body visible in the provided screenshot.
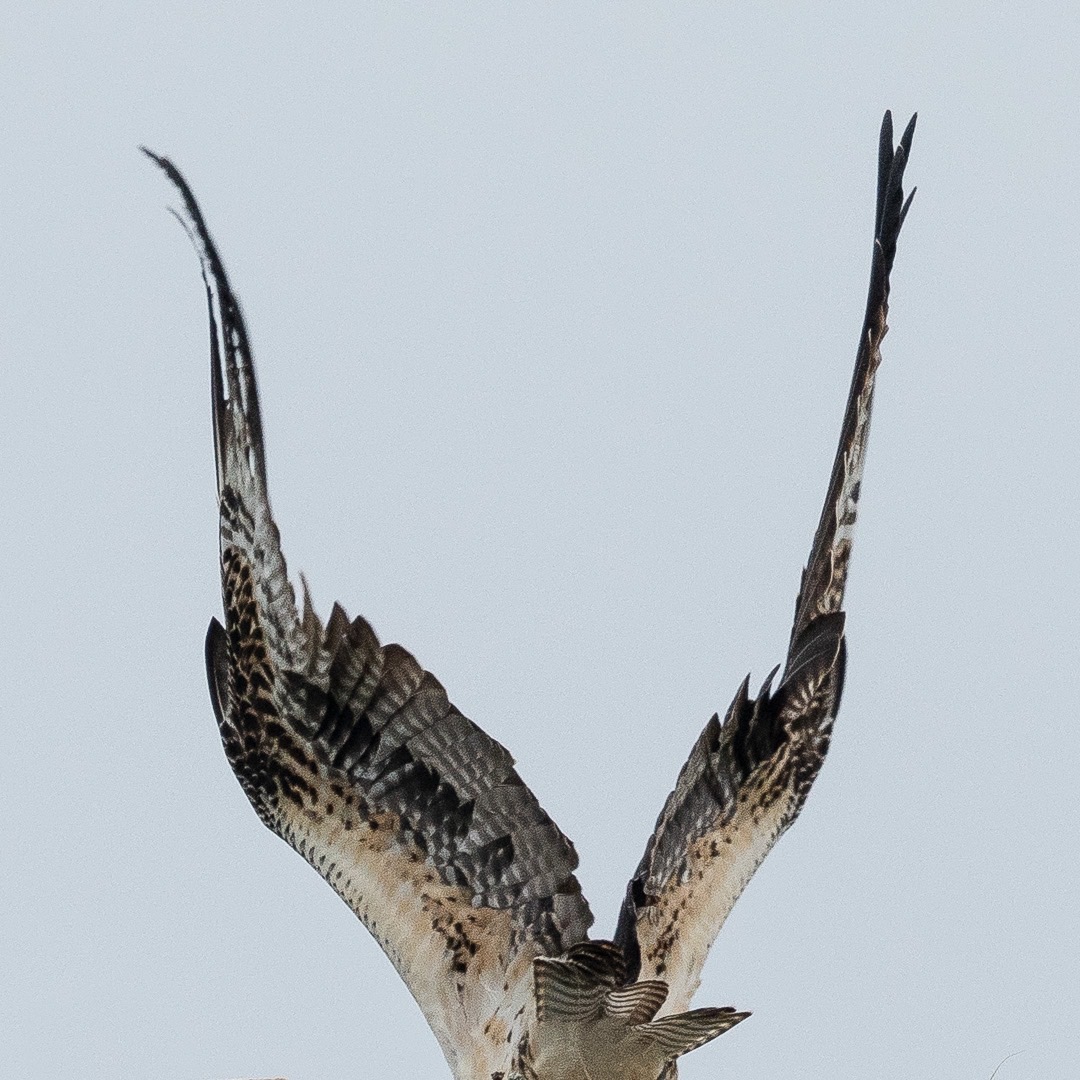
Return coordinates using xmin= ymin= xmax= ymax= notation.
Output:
xmin=531 ymin=1016 xmax=676 ymax=1080
xmin=147 ymin=111 xmax=915 ymax=1080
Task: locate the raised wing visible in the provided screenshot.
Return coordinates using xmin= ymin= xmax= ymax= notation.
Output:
xmin=614 ymin=112 xmax=916 ymax=1013
xmin=145 ymin=151 xmax=593 ymax=1080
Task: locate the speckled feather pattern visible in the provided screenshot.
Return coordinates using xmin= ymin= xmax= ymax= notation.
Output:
xmin=613 ymin=113 xmax=915 ymax=1019
xmin=146 ymin=111 xmax=913 ymax=1080
xmin=145 ymin=149 xmax=593 ymax=1079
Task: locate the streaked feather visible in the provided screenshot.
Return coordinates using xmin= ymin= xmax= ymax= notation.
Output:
xmin=614 ymin=113 xmax=915 ymax=1015
xmin=145 ymin=149 xmax=592 ymax=1080
xmin=147 ymin=110 xmax=914 ymax=1080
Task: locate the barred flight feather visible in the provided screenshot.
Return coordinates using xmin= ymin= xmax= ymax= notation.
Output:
xmin=147 ymin=110 xmax=914 ymax=1080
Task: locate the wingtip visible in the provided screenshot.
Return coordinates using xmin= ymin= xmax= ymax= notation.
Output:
xmin=900 ymin=112 xmax=918 ymax=152
xmin=873 ymin=108 xmax=917 ymax=284
xmin=899 ymin=185 xmax=917 ymax=228
xmin=880 ymin=109 xmax=916 ymax=142
xmin=145 ymin=147 xmax=269 ymax=492
xmin=141 ymin=146 xmax=194 ymax=202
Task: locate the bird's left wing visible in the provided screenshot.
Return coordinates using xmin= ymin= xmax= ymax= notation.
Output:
xmin=146 ymin=152 xmax=593 ymax=1080
xmin=614 ymin=112 xmax=916 ymax=1014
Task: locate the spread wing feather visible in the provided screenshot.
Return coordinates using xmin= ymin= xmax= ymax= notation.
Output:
xmin=614 ymin=112 xmax=916 ymax=1012
xmin=145 ymin=151 xmax=592 ymax=1080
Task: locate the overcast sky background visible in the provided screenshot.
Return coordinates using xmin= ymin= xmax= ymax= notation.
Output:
xmin=4 ymin=4 xmax=1079 ymax=1079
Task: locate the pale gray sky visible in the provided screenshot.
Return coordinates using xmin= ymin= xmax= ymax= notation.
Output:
xmin=4 ymin=4 xmax=1078 ymax=1079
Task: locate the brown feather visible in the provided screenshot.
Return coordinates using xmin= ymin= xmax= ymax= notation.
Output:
xmin=615 ymin=113 xmax=914 ymax=1014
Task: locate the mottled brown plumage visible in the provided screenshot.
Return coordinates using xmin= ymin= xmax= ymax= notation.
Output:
xmin=613 ymin=112 xmax=916 ymax=1018
xmin=146 ymin=110 xmax=914 ymax=1080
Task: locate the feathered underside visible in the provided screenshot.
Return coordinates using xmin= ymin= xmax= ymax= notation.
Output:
xmin=146 ymin=109 xmax=913 ymax=1080
xmin=613 ymin=111 xmax=915 ymax=1018
xmin=144 ymin=149 xmax=593 ymax=1080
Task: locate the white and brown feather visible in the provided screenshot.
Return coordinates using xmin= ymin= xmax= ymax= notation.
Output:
xmin=614 ymin=112 xmax=915 ymax=1017
xmin=147 ymin=111 xmax=914 ymax=1080
xmin=145 ymin=151 xmax=592 ymax=1080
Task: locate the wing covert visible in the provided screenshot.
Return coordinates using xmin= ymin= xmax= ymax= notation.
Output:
xmin=147 ymin=151 xmax=592 ymax=1080
xmin=614 ymin=112 xmax=915 ymax=1013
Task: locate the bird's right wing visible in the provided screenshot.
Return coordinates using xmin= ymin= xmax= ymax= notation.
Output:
xmin=614 ymin=112 xmax=916 ymax=1014
xmin=146 ymin=151 xmax=593 ymax=1080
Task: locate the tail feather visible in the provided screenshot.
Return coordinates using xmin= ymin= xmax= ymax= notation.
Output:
xmin=638 ymin=1006 xmax=750 ymax=1058
xmin=605 ymin=980 xmax=669 ymax=1025
xmin=534 ymin=940 xmax=630 ymax=1020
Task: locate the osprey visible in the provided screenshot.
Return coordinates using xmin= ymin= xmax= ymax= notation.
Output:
xmin=146 ymin=111 xmax=915 ymax=1080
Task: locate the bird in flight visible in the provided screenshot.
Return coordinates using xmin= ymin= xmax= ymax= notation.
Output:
xmin=146 ymin=110 xmax=915 ymax=1080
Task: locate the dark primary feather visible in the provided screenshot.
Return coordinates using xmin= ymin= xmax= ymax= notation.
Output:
xmin=791 ymin=109 xmax=916 ymax=646
xmin=145 ymin=149 xmax=592 ymax=1079
xmin=614 ymin=112 xmax=915 ymax=1009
